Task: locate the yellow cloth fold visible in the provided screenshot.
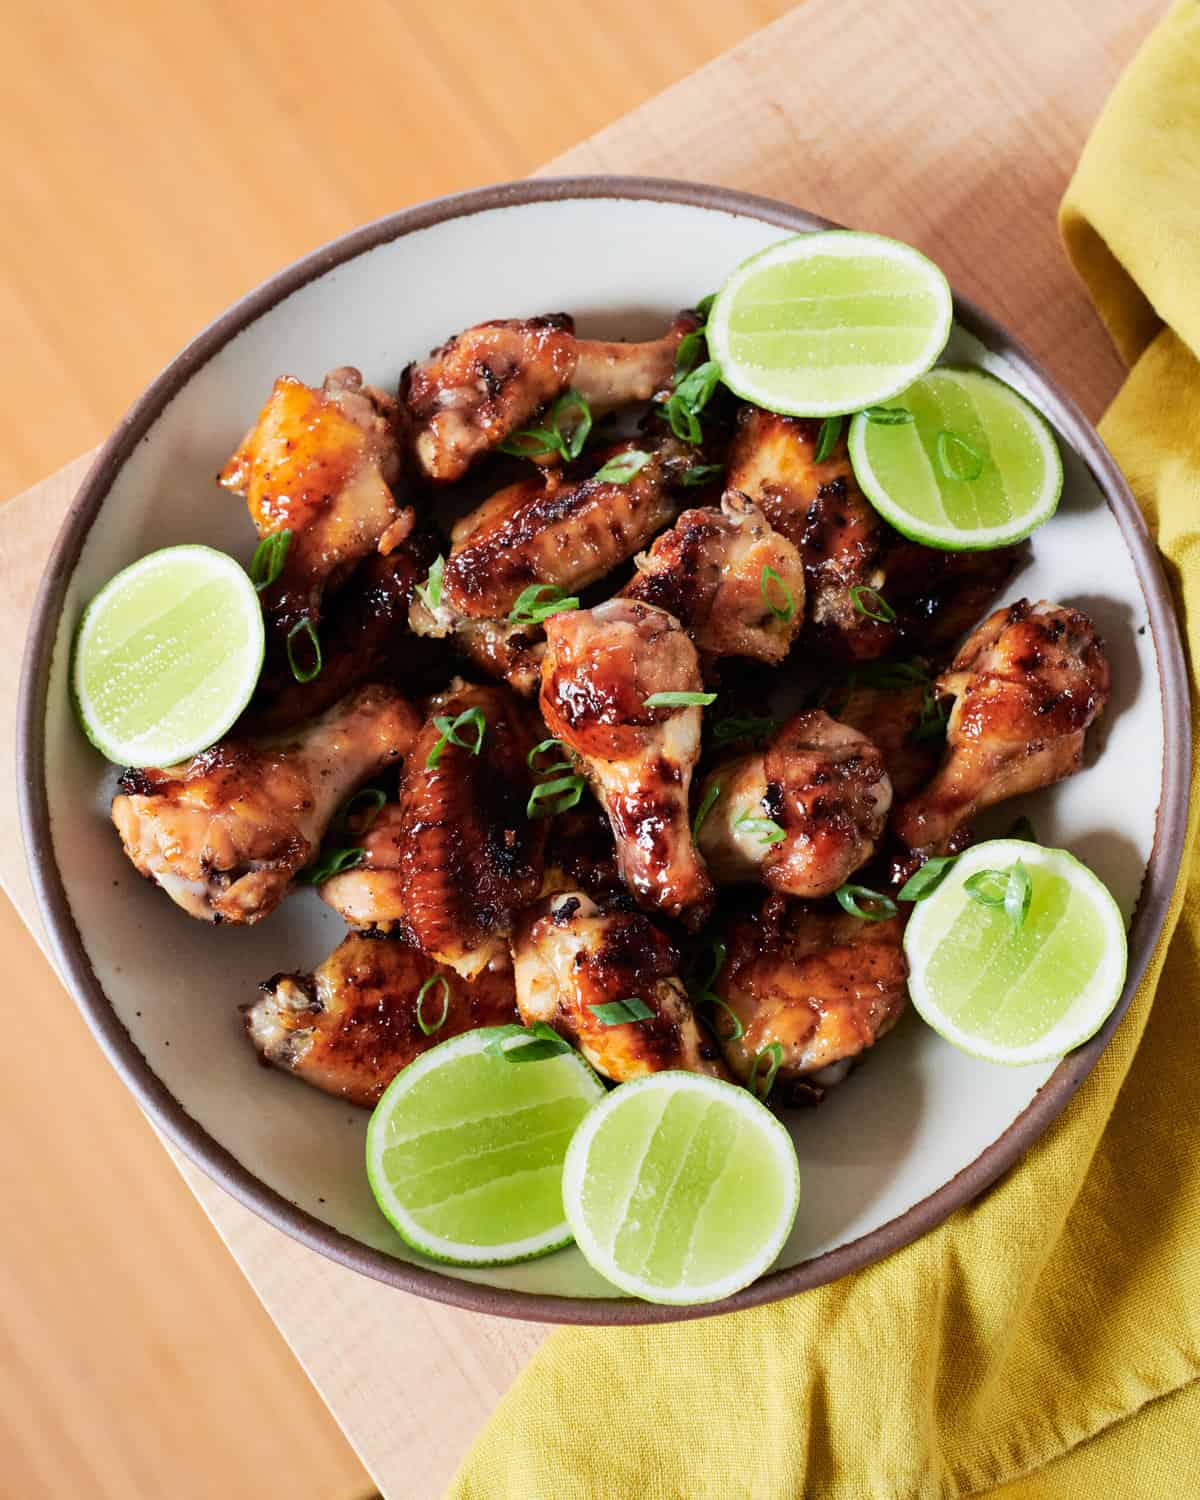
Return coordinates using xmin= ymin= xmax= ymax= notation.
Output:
xmin=448 ymin=6 xmax=1200 ymax=1492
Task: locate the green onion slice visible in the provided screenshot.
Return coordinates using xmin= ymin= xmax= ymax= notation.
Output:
xmin=706 ymin=994 xmax=744 ymax=1044
xmin=711 ymin=714 xmax=780 ymax=746
xmin=694 ymin=292 xmax=716 ymax=320
xmin=736 ymin=812 xmax=787 ymax=846
xmin=593 ymin=450 xmax=651 ymax=484
xmin=644 ymin=690 xmax=717 ymax=709
xmin=814 ymin=415 xmax=842 ymax=464
xmin=414 ymin=554 xmax=445 ymax=614
xmin=498 ymin=389 xmax=593 ymax=462
xmin=897 ymin=856 xmax=957 ymax=903
xmin=286 ymin=617 xmax=323 ymax=683
xmin=674 ymin=329 xmax=706 ymax=379
xmin=964 ymin=862 xmax=1032 ymax=927
xmin=760 ymin=565 xmax=796 ymax=622
xmin=691 ymin=782 xmax=721 ymax=840
xmin=416 ymin=974 xmax=451 ymax=1036
xmin=863 ymin=405 xmax=914 ymax=425
xmin=849 ymin=585 xmax=897 ymax=624
xmin=484 ymin=1021 xmax=573 ymax=1063
xmin=334 ymin=787 xmax=387 ymax=837
xmin=508 ymin=583 xmax=581 ymax=626
xmin=835 ymin=883 xmax=899 ymax=921
xmin=936 ymin=429 xmax=986 ymax=482
xmin=527 ymin=773 xmax=585 ymax=819
xmin=249 ymin=529 xmax=291 ymax=592
xmin=679 ymin=463 xmax=725 ymax=488
xmin=295 ymin=845 xmax=364 ymax=885
xmin=426 ymin=706 xmax=487 ymax=769
xmin=588 ymin=997 xmax=654 ymax=1026
xmin=748 ymin=1041 xmax=784 ymax=1101
xmin=528 ymin=737 xmax=571 ymax=775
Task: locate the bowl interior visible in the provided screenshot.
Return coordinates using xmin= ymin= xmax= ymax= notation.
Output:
xmin=34 ymin=190 xmax=1167 ymax=1309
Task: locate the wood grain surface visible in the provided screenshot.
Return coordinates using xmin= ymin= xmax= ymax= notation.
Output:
xmin=0 ymin=0 xmax=1161 ymax=1496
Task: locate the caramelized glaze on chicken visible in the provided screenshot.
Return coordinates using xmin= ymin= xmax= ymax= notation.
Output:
xmin=620 ymin=491 xmax=804 ymax=664
xmin=714 ymin=901 xmax=909 ymax=1099
xmin=402 ymin=313 xmax=697 ymax=482
xmin=696 ymin=710 xmax=892 ymax=898
xmin=540 ymin=600 xmax=714 ymax=924
xmin=112 ymin=685 xmax=420 ymax=924
xmin=246 ymin=934 xmax=518 ymax=1106
xmin=830 ymin=674 xmax=944 ymax=800
xmin=512 ymin=891 xmax=727 ymax=1082
xmin=892 ymin=599 xmax=1110 ymax=868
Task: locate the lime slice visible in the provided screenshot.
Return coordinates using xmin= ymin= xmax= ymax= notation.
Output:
xmin=847 ymin=368 xmax=1063 ymax=550
xmin=561 ymin=1072 xmax=800 ymax=1304
xmin=707 ymin=230 xmax=953 ymax=417
xmin=365 ymin=1027 xmax=606 ymax=1266
xmin=72 ymin=544 xmax=265 ymax=767
xmin=904 ymin=840 xmax=1127 ymax=1065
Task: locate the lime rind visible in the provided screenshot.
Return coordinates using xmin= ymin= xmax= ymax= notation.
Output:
xmin=366 ymin=1027 xmax=606 ymax=1267
xmin=707 ymin=230 xmax=954 ymax=418
xmin=561 ymin=1072 xmax=801 ymax=1305
xmin=847 ymin=368 xmax=1063 ymax=551
xmin=904 ymin=840 xmax=1128 ymax=1066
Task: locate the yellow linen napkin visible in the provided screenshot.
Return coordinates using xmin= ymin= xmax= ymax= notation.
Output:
xmin=447 ymin=6 xmax=1200 ymax=1493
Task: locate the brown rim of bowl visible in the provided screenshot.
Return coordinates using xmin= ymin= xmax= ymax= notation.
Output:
xmin=18 ymin=175 xmax=1192 ymax=1326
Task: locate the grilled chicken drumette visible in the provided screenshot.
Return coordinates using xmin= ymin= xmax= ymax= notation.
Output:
xmin=112 ymin=685 xmax=420 ymax=924
xmin=512 ymin=890 xmax=728 ymax=1083
xmin=247 ymin=933 xmax=519 ymax=1107
xmin=540 ymin=600 xmax=714 ymax=924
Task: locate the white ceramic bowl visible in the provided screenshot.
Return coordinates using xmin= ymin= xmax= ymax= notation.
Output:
xmin=18 ymin=179 xmax=1189 ymax=1324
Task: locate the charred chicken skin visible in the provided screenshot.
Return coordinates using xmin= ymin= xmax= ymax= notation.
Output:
xmin=540 ymin=600 xmax=714 ymax=924
xmin=402 ymin=312 xmax=698 ymax=482
xmin=112 ymin=685 xmax=420 ymax=925
xmin=696 ymin=710 xmax=892 ymax=898
xmin=512 ymin=890 xmax=728 ymax=1083
xmin=247 ymin=933 xmax=518 ymax=1107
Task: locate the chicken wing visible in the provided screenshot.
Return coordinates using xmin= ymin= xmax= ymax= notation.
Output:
xmin=713 ymin=899 xmax=909 ymax=1100
xmin=512 ymin=890 xmax=728 ymax=1083
xmin=246 ymin=933 xmax=518 ymax=1107
xmin=695 ymin=710 xmax=891 ymax=898
xmin=402 ymin=312 xmax=697 ymax=482
xmin=620 ymin=491 xmax=805 ymax=665
xmin=891 ymin=600 xmax=1110 ymax=866
xmin=827 ymin=671 xmax=944 ymax=800
xmin=540 ymin=600 xmax=714 ymax=924
xmin=112 ymin=684 xmax=420 ymax=924
xmin=219 ymin=368 xmax=410 ymax=634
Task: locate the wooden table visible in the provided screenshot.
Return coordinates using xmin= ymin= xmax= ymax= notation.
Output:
xmin=0 ymin=1 xmax=1158 ymax=1495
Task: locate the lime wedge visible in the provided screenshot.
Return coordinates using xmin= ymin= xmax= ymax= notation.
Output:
xmin=707 ymin=230 xmax=952 ymax=417
xmin=904 ymin=839 xmax=1128 ymax=1065
xmin=561 ymin=1072 xmax=800 ymax=1304
xmin=847 ymin=368 xmax=1063 ymax=550
xmin=365 ymin=1028 xmax=606 ymax=1266
xmin=72 ymin=544 xmax=265 ymax=767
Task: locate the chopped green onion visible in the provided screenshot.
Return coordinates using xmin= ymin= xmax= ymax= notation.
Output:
xmin=711 ymin=714 xmax=780 ymax=746
xmin=484 ymin=1020 xmax=573 ymax=1063
xmin=679 ymin=463 xmax=724 ymax=488
xmin=286 ymin=617 xmax=323 ymax=683
xmin=527 ymin=773 xmax=586 ymax=818
xmin=498 ymin=389 xmax=592 ymax=462
xmin=760 ymin=565 xmax=796 ymax=622
xmin=688 ymin=938 xmax=728 ymax=999
xmin=1008 ymin=815 xmax=1038 ymax=843
xmin=692 ymin=782 xmax=721 ymax=840
xmin=897 ymin=856 xmax=957 ymax=903
xmin=588 ymin=997 xmax=654 ymax=1026
xmin=249 ymin=529 xmax=291 ymax=592
xmin=913 ymin=685 xmax=950 ymax=742
xmin=705 ymin=994 xmax=745 ymax=1044
xmin=863 ymin=405 xmax=914 ymax=425
xmin=965 ymin=863 xmax=1032 ymax=927
xmin=663 ymin=359 xmax=722 ymax=446
xmin=295 ymin=845 xmax=364 ymax=885
xmin=334 ymin=787 xmax=387 ymax=837
xmin=644 ymin=690 xmax=718 ymax=708
xmin=414 ymin=554 xmax=445 ymax=613
xmin=674 ymin=329 xmax=706 ymax=379
xmin=694 ymin=292 xmax=716 ymax=320
xmin=736 ymin=812 xmax=787 ymax=846
xmin=416 ymin=974 xmax=451 ymax=1035
xmin=497 ymin=427 xmax=560 ymax=459
xmin=936 ymin=429 xmax=986 ymax=481
xmin=849 ymin=585 xmax=897 ymax=624
xmin=664 ymin=397 xmax=702 ymax=445
xmin=426 ymin=706 xmax=487 ymax=769
xmin=849 ymin=658 xmax=930 ymax=691
xmin=835 ymin=883 xmax=899 ymax=921
xmin=528 ymin=738 xmax=571 ymax=775
xmin=508 ymin=582 xmax=581 ymax=626
xmin=686 ymin=939 xmax=742 ymax=1046
xmin=593 ymin=450 xmax=651 ymax=484
xmin=814 ymin=416 xmax=842 ymax=464
xmin=748 ymin=1041 xmax=783 ymax=1101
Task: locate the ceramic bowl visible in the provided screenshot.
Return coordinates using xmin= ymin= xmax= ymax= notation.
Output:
xmin=18 ymin=178 xmax=1190 ymax=1324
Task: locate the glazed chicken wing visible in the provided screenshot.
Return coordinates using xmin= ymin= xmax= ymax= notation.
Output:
xmin=891 ymin=599 xmax=1110 ymax=867
xmin=112 ymin=684 xmax=420 ymax=924
xmin=402 ymin=312 xmax=697 ymax=482
xmin=714 ymin=900 xmax=909 ymax=1101
xmin=828 ymin=672 xmax=944 ymax=800
xmin=695 ymin=710 xmax=892 ymax=898
xmin=620 ymin=491 xmax=805 ymax=665
xmin=512 ymin=890 xmax=728 ymax=1083
xmin=219 ymin=368 xmax=410 ymax=634
xmin=540 ymin=600 xmax=714 ymax=924
xmin=246 ymin=933 xmax=518 ymax=1107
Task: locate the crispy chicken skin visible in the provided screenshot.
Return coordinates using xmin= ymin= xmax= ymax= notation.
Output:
xmin=112 ymin=685 xmax=420 ymax=925
xmin=696 ymin=710 xmax=892 ymax=897
xmin=714 ymin=901 xmax=909 ymax=1098
xmin=892 ymin=599 xmax=1110 ymax=866
xmin=219 ymin=369 xmax=410 ymax=633
xmin=388 ymin=681 xmax=545 ymax=978
xmin=512 ymin=890 xmax=728 ymax=1083
xmin=246 ymin=934 xmax=518 ymax=1107
xmin=726 ymin=406 xmax=1019 ymax=661
xmin=540 ymin=600 xmax=714 ymax=924
xmin=402 ymin=312 xmax=697 ymax=482
xmin=620 ymin=491 xmax=805 ymax=665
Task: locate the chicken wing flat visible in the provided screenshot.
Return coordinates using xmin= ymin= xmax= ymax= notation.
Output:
xmin=827 ymin=672 xmax=944 ymax=801
xmin=402 ymin=312 xmax=697 ymax=482
xmin=620 ymin=491 xmax=805 ymax=665
xmin=714 ymin=900 xmax=908 ymax=1100
xmin=891 ymin=599 xmax=1110 ymax=869
xmin=246 ymin=933 xmax=518 ymax=1107
xmin=540 ymin=600 xmax=714 ymax=924
xmin=112 ymin=684 xmax=420 ymax=924
xmin=696 ymin=710 xmax=892 ymax=897
xmin=512 ymin=890 xmax=728 ymax=1083
xmin=219 ymin=368 xmax=410 ymax=635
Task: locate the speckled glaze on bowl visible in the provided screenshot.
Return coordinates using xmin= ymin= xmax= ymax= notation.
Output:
xmin=18 ymin=178 xmax=1190 ymax=1324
